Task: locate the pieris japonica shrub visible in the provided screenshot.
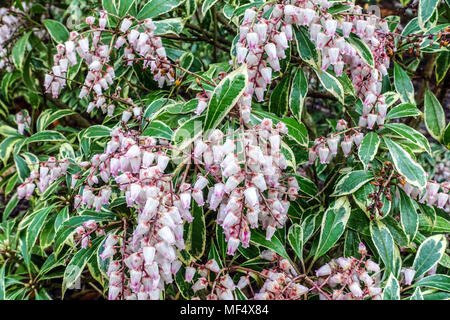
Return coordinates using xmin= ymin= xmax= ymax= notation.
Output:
xmin=0 ymin=0 xmax=449 ymax=301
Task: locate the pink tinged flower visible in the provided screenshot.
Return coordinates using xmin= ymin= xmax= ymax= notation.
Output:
xmin=318 ymin=145 xmax=330 ymax=164
xmin=74 ymin=195 xmax=82 ymax=209
xmin=205 ymin=259 xmax=221 ymax=273
xmin=269 ymin=134 xmax=281 ymax=152
xmin=185 ymin=267 xmax=196 ymax=282
xmin=17 ymin=185 xmax=26 ymax=199
xmin=252 ymin=173 xmax=267 ymax=192
xmin=120 ymin=18 xmax=132 ymax=33
xmin=358 ymin=115 xmax=368 ymax=127
xmin=127 ymin=30 xmax=139 ymax=46
xmin=310 ymin=23 xmax=321 ymax=42
xmin=403 ymin=268 xmax=416 ymax=286
xmin=194 ymin=140 xmax=208 ymax=158
xmin=180 ymin=192 xmax=191 ymax=210
xmin=274 ymin=32 xmax=288 ymax=50
xmin=364 ymin=92 xmax=377 ymax=106
xmin=265 ymin=225 xmax=276 ymax=240
xmin=100 ymin=245 xmax=115 ymax=260
xmin=349 ymin=282 xmax=363 ymax=297
xmin=316 ymin=32 xmax=329 ymax=50
xmin=244 ymin=187 xmax=259 ymax=209
xmin=260 ymin=67 xmax=272 ymax=84
xmin=158 ymin=226 xmax=175 ymax=245
xmin=243 ymin=8 xmax=256 ymax=24
xmin=437 ymin=192 xmax=449 ymax=208
xmin=342 ymin=21 xmax=353 ymax=38
xmin=327 ymin=136 xmax=340 ymax=155
xmin=93 ymin=196 xmax=102 ymax=212
xmin=302 ymin=8 xmax=316 ymax=25
xmin=246 ymin=32 xmax=259 ymax=51
xmin=308 ymin=148 xmax=317 ymax=164
xmin=108 ymin=285 xmax=121 ymax=300
xmin=122 ymin=110 xmax=132 ymax=123
xmin=367 ymin=113 xmax=378 ymax=130
xmin=328 ymin=47 xmax=339 ymax=65
xmin=143 ymin=198 xmax=159 ymax=217
xmin=341 ymin=138 xmax=353 ymax=157
xmin=264 ymin=42 xmax=277 ymax=60
xmin=316 ymin=264 xmax=331 ymax=277
xmin=255 ymin=23 xmax=268 ymax=42
xmin=255 ymin=87 xmax=265 ymax=102
xmin=192 ymin=190 xmax=204 ymax=206
xmin=236 ymin=45 xmax=248 ymax=64
xmin=156 ymin=154 xmax=169 ymax=171
xmin=192 ymin=278 xmax=208 ymax=292
xmin=195 ymin=99 xmax=208 ymax=115
xmin=355 ymin=20 xmax=368 ymax=37
xmin=78 ymin=37 xmax=90 ymax=53
xmin=376 ymin=115 xmax=385 ymax=126
xmin=325 ymin=19 xmax=337 ymax=36
xmin=194 ymin=175 xmax=208 ymax=191
xmin=222 ymin=212 xmax=239 ymax=229
xmin=366 ymin=259 xmax=380 ymax=273
xmin=268 ymin=58 xmax=280 ymax=72
xmin=143 ymin=246 xmax=156 ymax=265
xmin=227 ymin=237 xmax=240 ymax=255
xmin=427 ymin=182 xmax=440 ymax=198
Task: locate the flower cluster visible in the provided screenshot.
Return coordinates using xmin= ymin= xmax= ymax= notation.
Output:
xmin=308 ymin=120 xmax=364 ymax=164
xmin=15 ymin=112 xmax=31 ymax=135
xmin=253 ymin=250 xmax=309 ymax=300
xmin=192 ymin=119 xmax=297 ymax=255
xmin=72 ymin=127 xmax=193 ymax=300
xmin=17 ymin=157 xmax=69 ymax=199
xmin=0 ymin=5 xmax=46 ymax=71
xmin=236 ymin=3 xmax=393 ymax=130
xmin=401 ymin=180 xmax=450 ymax=210
xmin=314 ymin=243 xmax=383 ymax=300
xmin=44 ymin=12 xmax=174 ymax=116
xmin=74 ymin=219 xmax=104 ymax=249
xmin=187 ymin=259 xmax=250 ymax=300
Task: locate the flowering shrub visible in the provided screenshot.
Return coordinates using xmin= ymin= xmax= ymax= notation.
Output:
xmin=0 ymin=0 xmax=449 ymax=300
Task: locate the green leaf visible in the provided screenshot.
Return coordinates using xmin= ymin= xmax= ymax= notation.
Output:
xmin=413 ymin=274 xmax=450 ymax=292
xmin=153 ymin=18 xmax=184 ymax=35
xmin=344 ymin=230 xmax=361 ymax=259
xmin=293 ymin=26 xmax=319 ymax=66
xmin=314 ymin=69 xmax=344 ymax=104
xmin=332 ymin=170 xmax=373 ymax=196
xmin=358 ymin=132 xmax=380 ymax=170
xmin=383 ymin=137 xmax=427 ymax=189
xmin=383 ymin=123 xmax=431 ymax=154
xmin=269 ymin=71 xmax=291 ymax=116
xmin=386 ymin=103 xmax=421 ymax=120
xmin=250 ymin=229 xmax=289 ymax=260
xmin=412 ymin=235 xmax=447 ymax=279
xmin=314 ymin=197 xmax=351 ymax=259
xmin=14 ymin=154 xmax=30 ymax=183
xmin=346 ymin=33 xmax=374 ymax=68
xmin=26 ymin=206 xmax=54 ymax=251
xmin=12 ymin=31 xmax=32 ymax=70
xmin=424 ymin=88 xmax=445 ymax=141
xmin=185 ymin=202 xmax=206 ymax=259
xmin=287 ymin=224 xmax=303 ymax=261
xmin=383 ymin=273 xmax=400 ymax=300
xmin=435 ymin=51 xmax=449 ymax=85
xmin=398 ymin=188 xmax=418 ymax=243
xmin=83 ymin=125 xmax=112 ymax=139
xmin=62 ymin=237 xmax=102 ymax=296
xmin=410 ymin=287 xmax=424 ymax=300
xmin=370 ymin=221 xmax=396 ymax=276
xmin=3 ymin=193 xmax=19 ymax=220
xmin=137 ymin=0 xmax=184 ymax=19
xmin=118 ymin=0 xmax=135 ymax=17
xmin=289 ymin=67 xmax=308 ymax=121
xmin=418 ymin=0 xmax=440 ymax=29
xmin=201 ymin=0 xmax=219 ymax=15
xmin=394 ymin=62 xmax=415 ymax=105
xmin=0 ymin=264 xmax=5 ymax=300
xmin=43 ymin=19 xmax=69 ymax=43
xmin=141 ymin=120 xmax=173 ymax=140
xmin=203 ymin=64 xmax=248 ymax=132
xmin=26 ymin=130 xmax=67 ymax=144
xmin=37 ymin=109 xmax=76 ymax=131
xmin=443 ymin=123 xmax=450 ymax=149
